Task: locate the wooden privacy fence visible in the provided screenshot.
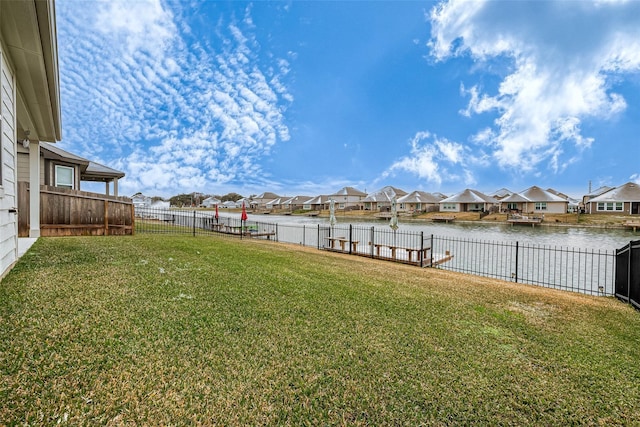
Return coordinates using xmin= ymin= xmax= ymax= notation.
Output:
xmin=18 ymin=183 xmax=134 ymax=237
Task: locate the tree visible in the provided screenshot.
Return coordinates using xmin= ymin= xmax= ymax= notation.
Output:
xmin=221 ymin=192 xmax=243 ymax=202
xmin=169 ymin=194 xmax=193 ymax=207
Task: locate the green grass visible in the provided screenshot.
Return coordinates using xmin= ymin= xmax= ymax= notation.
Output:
xmin=2 ymin=235 xmax=640 ymax=425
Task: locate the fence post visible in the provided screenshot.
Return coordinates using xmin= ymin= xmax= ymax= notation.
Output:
xmin=131 ymin=203 xmax=135 ymax=235
xmin=370 ymin=226 xmax=375 ymax=258
xmin=349 ymin=224 xmax=353 ymax=254
xmin=430 ymin=234 xmax=434 ymax=267
xmin=420 ymin=231 xmax=424 ymax=268
xmin=514 ymin=241 xmax=519 ymax=283
xmin=104 ymin=200 xmax=109 ymax=236
xmin=317 ymin=224 xmax=320 ymax=250
xmin=192 ymin=210 xmax=196 ymax=237
xmin=276 ymin=223 xmax=279 ymax=242
xmin=629 ymin=241 xmax=633 ymax=302
xmin=302 ymin=225 xmax=305 ymax=246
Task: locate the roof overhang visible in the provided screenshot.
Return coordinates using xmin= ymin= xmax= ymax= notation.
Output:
xmin=82 ymin=162 xmax=126 ymax=182
xmin=39 ymin=142 xmax=126 ymax=181
xmin=1 ymin=0 xmax=61 ymax=142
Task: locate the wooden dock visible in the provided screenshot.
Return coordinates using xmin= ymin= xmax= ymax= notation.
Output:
xmin=324 ymin=240 xmax=454 ymax=268
xmin=432 ymin=215 xmax=456 ymax=223
xmin=507 ymin=215 xmax=543 ymax=227
xmin=624 ymin=221 xmax=640 ymax=232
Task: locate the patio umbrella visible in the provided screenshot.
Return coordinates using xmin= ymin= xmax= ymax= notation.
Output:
xmin=241 ymin=201 xmax=248 ymax=221
xmin=329 ymin=198 xmax=337 ymax=228
xmin=241 ymin=201 xmax=248 ymax=236
xmin=390 ymin=196 xmax=399 ymax=250
xmin=389 ymin=197 xmax=398 ymax=231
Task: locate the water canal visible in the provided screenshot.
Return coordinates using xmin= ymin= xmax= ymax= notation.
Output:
xmin=238 ymin=213 xmax=636 ymax=251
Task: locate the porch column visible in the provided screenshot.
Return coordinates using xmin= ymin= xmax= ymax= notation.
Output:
xmin=105 ymin=181 xmax=110 ymax=196
xmin=29 ymin=140 xmax=40 ymax=238
xmin=113 ymin=178 xmax=119 ymax=196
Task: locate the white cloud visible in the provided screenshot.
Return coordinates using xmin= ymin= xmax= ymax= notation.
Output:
xmin=429 ymin=0 xmax=640 ymax=173
xmin=384 ymin=131 xmax=473 ymax=186
xmin=58 ymin=1 xmax=294 ymax=197
xmin=96 ymin=0 xmax=176 ymax=57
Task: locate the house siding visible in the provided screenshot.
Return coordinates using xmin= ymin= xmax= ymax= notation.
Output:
xmin=17 ymin=149 xmax=45 ymax=184
xmin=589 ymin=201 xmax=638 ymax=215
xmin=538 ymin=202 xmax=566 ymax=214
xmin=0 ymin=46 xmax=18 ymax=278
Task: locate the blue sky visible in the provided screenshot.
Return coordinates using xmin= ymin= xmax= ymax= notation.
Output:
xmin=57 ymin=0 xmax=640 ymax=199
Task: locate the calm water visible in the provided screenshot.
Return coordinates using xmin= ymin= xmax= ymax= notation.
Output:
xmin=240 ymin=213 xmax=636 ymax=251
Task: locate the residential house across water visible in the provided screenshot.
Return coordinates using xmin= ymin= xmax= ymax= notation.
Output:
xmin=329 ymin=186 xmax=367 ymax=210
xmin=585 ymin=182 xmax=640 ymax=215
xmin=362 ymin=186 xmax=407 ymax=212
xmin=500 ymin=186 xmax=568 ymax=214
xmin=397 ymin=191 xmax=443 ymax=213
xmin=440 ymin=189 xmax=497 ymax=213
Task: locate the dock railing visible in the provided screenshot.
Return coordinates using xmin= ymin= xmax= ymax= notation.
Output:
xmin=135 ymin=208 xmax=616 ymax=297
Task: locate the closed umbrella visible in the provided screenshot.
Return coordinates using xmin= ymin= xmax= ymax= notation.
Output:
xmin=329 ymin=198 xmax=337 ymax=228
xmin=390 ymin=196 xmax=399 ymax=251
xmin=215 ymin=204 xmax=219 ymax=223
xmin=390 ymin=197 xmax=398 ymax=231
xmin=241 ymin=201 xmax=248 ymax=221
xmin=241 ymin=201 xmax=248 ymax=237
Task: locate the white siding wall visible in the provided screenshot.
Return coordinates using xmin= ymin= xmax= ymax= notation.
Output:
xmin=0 ymin=46 xmax=18 ymax=278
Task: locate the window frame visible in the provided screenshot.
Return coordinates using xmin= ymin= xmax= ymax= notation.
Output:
xmin=597 ymin=202 xmax=623 ymax=212
xmin=54 ymin=164 xmax=75 ymax=189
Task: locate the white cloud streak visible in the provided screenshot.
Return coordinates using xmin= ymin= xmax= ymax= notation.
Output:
xmin=58 ymin=0 xmax=293 ymax=197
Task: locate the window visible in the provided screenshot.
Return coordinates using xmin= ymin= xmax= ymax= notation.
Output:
xmin=597 ymin=202 xmax=623 ymax=212
xmin=507 ymin=203 xmax=518 ymax=210
xmin=442 ymin=203 xmax=456 ymax=211
xmin=55 ymin=165 xmax=74 ymax=189
xmin=534 ymin=202 xmax=547 ymax=211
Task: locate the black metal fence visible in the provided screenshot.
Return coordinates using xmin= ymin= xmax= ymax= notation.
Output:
xmin=434 ymin=235 xmax=614 ymax=296
xmin=135 ymin=208 xmax=616 ymax=296
xmin=615 ymin=240 xmax=640 ymax=309
xmin=134 ymin=207 xmax=278 ymax=240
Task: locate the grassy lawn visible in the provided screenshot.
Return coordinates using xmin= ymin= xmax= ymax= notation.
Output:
xmin=2 ymin=235 xmax=640 ymax=425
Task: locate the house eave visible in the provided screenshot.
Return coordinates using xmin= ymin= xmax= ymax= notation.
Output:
xmin=2 ymin=0 xmax=61 ymax=142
